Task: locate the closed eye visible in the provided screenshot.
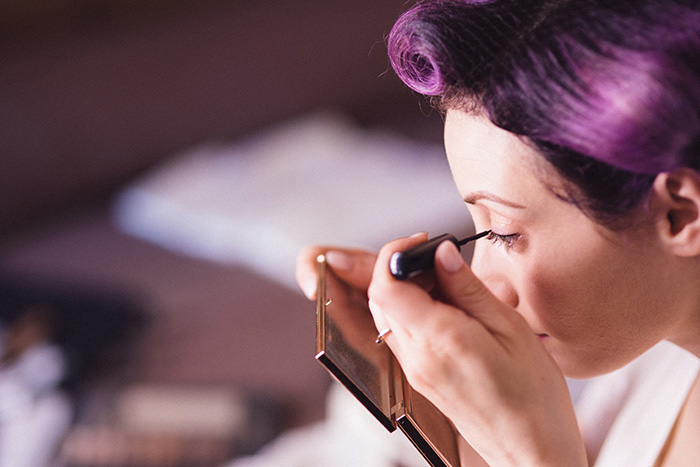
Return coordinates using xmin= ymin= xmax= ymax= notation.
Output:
xmin=486 ymin=231 xmax=520 ymax=249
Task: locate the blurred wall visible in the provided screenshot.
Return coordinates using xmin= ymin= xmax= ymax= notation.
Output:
xmin=0 ymin=0 xmax=436 ymax=232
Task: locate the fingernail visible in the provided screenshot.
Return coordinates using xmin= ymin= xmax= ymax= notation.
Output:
xmin=410 ymin=231 xmax=429 ymax=239
xmin=325 ymin=250 xmax=354 ymax=271
xmin=437 ymin=240 xmax=464 ymax=273
xmin=302 ymin=279 xmax=317 ymax=300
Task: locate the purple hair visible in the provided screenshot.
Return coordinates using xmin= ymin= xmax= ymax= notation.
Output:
xmin=388 ymin=0 xmax=700 ymax=224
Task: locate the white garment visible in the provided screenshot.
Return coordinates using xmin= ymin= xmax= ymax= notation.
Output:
xmin=0 ymin=342 xmax=73 ymax=467
xmin=573 ymin=340 xmax=700 ymax=467
xmin=226 ymin=383 xmax=427 ymax=467
xmin=230 ymin=341 xmax=700 ymax=467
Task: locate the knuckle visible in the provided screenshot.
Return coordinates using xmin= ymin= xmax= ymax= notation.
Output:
xmin=403 ymin=352 xmax=437 ymax=390
xmin=367 ymin=276 xmax=393 ymax=305
xmin=401 ymin=318 xmax=463 ymax=392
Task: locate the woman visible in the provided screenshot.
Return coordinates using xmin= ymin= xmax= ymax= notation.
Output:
xmin=297 ymin=0 xmax=700 ymax=464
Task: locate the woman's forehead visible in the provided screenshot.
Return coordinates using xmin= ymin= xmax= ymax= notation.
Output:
xmin=444 ymin=110 xmax=557 ymax=199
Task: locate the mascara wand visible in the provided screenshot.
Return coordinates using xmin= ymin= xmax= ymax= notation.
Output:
xmin=389 ymin=230 xmax=491 ymax=280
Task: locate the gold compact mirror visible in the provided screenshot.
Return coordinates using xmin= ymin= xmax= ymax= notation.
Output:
xmin=314 ymin=255 xmax=461 ymax=467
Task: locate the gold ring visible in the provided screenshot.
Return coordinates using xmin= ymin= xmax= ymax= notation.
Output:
xmin=375 ymin=328 xmax=392 ymax=344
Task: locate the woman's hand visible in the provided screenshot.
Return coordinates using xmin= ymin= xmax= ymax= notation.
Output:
xmin=367 ymin=235 xmax=587 ymax=466
xmin=295 ymin=245 xmax=378 ymax=300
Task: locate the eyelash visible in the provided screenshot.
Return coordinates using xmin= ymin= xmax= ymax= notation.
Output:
xmin=486 ymin=231 xmax=520 ymax=249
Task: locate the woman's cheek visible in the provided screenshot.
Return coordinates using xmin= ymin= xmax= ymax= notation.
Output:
xmin=470 ymin=247 xmax=510 ymax=299
xmin=519 ymin=246 xmax=620 ymax=349
xmin=514 ymin=256 xmax=585 ymax=334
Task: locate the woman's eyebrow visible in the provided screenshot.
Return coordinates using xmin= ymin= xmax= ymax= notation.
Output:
xmin=463 ymin=190 xmax=525 ymax=208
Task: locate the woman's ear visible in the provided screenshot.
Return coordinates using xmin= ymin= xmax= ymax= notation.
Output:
xmin=651 ymin=169 xmax=700 ymax=256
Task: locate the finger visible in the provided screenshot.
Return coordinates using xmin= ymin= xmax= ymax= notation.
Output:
xmin=367 ymin=232 xmax=430 ymax=306
xmin=368 ymin=233 xmax=452 ymax=338
xmin=296 ymin=246 xmax=325 ymax=299
xmin=434 ymin=240 xmax=527 ymax=336
xmin=368 ymin=237 xmax=515 ymax=392
xmin=325 ymin=249 xmax=378 ymax=292
xmin=369 ymin=235 xmax=513 ymax=347
xmin=295 ymin=245 xmax=377 ymax=299
xmin=368 ymin=298 xmax=393 ymax=345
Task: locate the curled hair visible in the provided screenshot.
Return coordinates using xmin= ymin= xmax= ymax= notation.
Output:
xmin=388 ymin=0 xmax=700 ymax=224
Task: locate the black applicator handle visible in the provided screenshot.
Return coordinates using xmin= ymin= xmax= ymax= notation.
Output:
xmin=389 ymin=230 xmax=491 ymax=280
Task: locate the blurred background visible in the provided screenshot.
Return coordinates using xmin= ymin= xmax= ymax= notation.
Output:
xmin=0 ymin=0 xmax=473 ymax=465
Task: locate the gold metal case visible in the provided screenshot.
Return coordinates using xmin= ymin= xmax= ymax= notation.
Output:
xmin=314 ymin=255 xmax=461 ymax=467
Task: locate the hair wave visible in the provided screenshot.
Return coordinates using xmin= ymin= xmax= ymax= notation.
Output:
xmin=388 ymin=0 xmax=700 ymax=224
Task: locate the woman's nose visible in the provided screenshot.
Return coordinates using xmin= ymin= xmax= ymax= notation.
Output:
xmin=469 ymin=246 xmax=519 ymax=308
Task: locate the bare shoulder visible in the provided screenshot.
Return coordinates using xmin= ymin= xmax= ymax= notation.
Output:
xmin=656 ymin=373 xmax=700 ymax=466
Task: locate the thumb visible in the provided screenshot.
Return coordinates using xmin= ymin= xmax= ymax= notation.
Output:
xmin=434 ymin=240 xmax=524 ymax=336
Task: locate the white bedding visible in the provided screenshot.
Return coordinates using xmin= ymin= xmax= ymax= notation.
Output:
xmin=112 ymin=113 xmax=473 ymax=288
